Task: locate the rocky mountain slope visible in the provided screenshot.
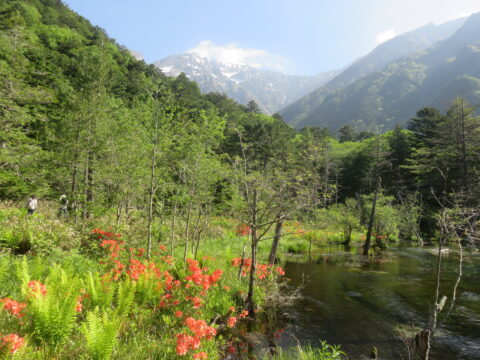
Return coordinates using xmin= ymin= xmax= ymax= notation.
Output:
xmin=155 ymin=53 xmax=339 ymax=114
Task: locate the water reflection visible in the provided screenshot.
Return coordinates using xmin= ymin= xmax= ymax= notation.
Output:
xmin=282 ymin=243 xmax=480 ymax=359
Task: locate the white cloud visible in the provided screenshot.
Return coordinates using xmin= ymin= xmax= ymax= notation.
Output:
xmin=187 ymin=40 xmax=288 ymax=71
xmin=375 ymin=28 xmax=397 ymax=44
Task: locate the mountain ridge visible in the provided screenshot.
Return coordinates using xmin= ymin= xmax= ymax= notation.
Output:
xmin=280 ymin=16 xmax=471 ymax=129
xmin=155 ymin=53 xmax=340 ymax=114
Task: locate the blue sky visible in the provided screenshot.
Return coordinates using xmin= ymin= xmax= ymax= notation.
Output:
xmin=63 ymin=0 xmax=480 ymax=75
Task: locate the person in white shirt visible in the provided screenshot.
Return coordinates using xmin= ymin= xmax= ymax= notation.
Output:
xmin=26 ymin=195 xmax=38 ymax=216
xmin=58 ymin=194 xmax=68 ymax=217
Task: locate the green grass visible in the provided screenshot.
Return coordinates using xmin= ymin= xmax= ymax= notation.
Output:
xmin=267 ymin=343 xmax=346 ymax=360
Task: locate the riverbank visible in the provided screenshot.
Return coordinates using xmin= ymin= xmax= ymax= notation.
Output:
xmin=0 ymin=203 xmax=346 ymax=359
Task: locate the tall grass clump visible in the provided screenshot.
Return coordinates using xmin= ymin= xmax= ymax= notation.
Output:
xmin=268 ymin=343 xmax=346 ymax=360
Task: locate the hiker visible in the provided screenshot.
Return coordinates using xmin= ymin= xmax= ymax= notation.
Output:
xmin=59 ymin=194 xmax=68 ymax=217
xmin=26 ymin=195 xmax=38 ymax=216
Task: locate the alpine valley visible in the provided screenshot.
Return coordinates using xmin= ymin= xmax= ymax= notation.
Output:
xmin=280 ymin=14 xmax=480 ymax=131
xmin=157 ymin=14 xmax=480 ymax=132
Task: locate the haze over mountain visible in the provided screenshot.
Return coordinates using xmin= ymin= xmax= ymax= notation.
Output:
xmin=155 ymin=53 xmax=339 ymax=114
xmin=280 ymin=15 xmax=480 ymax=131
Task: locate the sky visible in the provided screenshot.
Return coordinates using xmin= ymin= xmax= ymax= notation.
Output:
xmin=62 ymin=0 xmax=480 ymax=75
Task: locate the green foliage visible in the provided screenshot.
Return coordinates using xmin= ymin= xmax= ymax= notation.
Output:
xmin=0 ymin=208 xmax=80 ymax=255
xmin=84 ymin=272 xmax=115 ymax=311
xmin=81 ymin=309 xmax=121 ymax=360
xmin=317 ymin=198 xmax=360 ymax=243
xmin=360 ymin=193 xmax=399 ymax=241
xmin=268 ymin=343 xmax=346 ymax=360
xmin=115 ymin=279 xmax=136 ymax=318
xmin=27 ymin=267 xmax=81 ymax=350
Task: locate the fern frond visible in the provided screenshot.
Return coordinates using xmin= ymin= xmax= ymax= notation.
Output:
xmin=28 ymin=266 xmax=81 ymax=350
xmin=115 ymin=279 xmax=135 ymax=318
xmin=82 ymin=309 xmax=121 ymax=360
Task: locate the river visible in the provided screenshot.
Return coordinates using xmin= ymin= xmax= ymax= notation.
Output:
xmin=280 ymin=243 xmax=480 ymax=359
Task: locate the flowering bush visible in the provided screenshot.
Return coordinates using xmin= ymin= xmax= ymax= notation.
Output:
xmin=231 ymin=258 xmax=285 ymax=279
xmin=0 ymin=227 xmax=288 ymax=359
xmin=0 ymin=298 xmax=26 ymax=318
xmin=235 ymin=224 xmax=251 ymax=236
xmin=0 ymin=333 xmax=25 ymax=355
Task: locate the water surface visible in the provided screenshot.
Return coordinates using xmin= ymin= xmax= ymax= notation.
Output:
xmin=281 ymin=243 xmax=480 ymax=359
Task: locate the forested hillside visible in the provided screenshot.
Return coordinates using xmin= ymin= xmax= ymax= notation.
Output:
xmin=281 ymin=14 xmax=480 ymax=131
xmin=2 ymin=0 xmax=480 ymax=234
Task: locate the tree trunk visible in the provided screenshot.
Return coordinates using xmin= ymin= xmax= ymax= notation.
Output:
xmin=147 ymin=115 xmax=159 ymax=259
xmin=246 ymin=234 xmax=257 ymax=316
xmin=116 ymin=201 xmax=123 ymax=226
xmin=191 ymin=206 xmax=202 ymax=253
xmin=246 ymin=190 xmax=258 ymax=316
xmin=82 ymin=157 xmax=89 ymax=219
xmin=415 ymin=329 xmax=431 ymax=360
xmin=86 ymin=153 xmax=94 ymax=218
xmin=170 ymin=204 xmax=177 ymax=257
xmin=183 ymin=200 xmax=193 ymax=263
xmin=363 ymin=179 xmax=379 ymax=256
xmin=70 ymin=162 xmax=78 ymax=223
xmin=343 ymin=230 xmax=352 ymax=246
xmin=459 ymin=100 xmax=469 ymax=197
xmin=238 ymin=244 xmax=247 ymax=280
xmin=268 ymin=221 xmax=283 ymax=265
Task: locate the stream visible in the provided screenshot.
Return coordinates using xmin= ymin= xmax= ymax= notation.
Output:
xmin=279 ymin=243 xmax=480 ymax=359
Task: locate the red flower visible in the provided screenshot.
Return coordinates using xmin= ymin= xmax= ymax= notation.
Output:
xmin=184 ymin=317 xmax=217 ymax=339
xmin=0 ymin=298 xmax=27 ymax=318
xmin=227 ymin=344 xmax=236 ymax=354
xmin=176 ymin=333 xmax=191 ymax=355
xmin=236 ymin=224 xmax=250 ymax=236
xmin=28 ymin=280 xmax=47 ymax=297
xmin=274 ymin=328 xmax=285 ymax=339
xmin=193 ymin=352 xmax=208 ymax=359
xmin=231 ymin=257 xmax=252 ymax=276
xmin=176 ymin=333 xmax=201 ymax=355
xmin=0 ymin=334 xmax=24 ymax=354
xmin=175 ymin=310 xmax=183 ymax=318
xmin=227 ymin=316 xmax=237 ymax=328
xmin=186 ymin=296 xmax=202 ymax=308
xmin=75 ymin=295 xmax=84 ymax=313
xmin=239 ymin=310 xmax=249 ymax=318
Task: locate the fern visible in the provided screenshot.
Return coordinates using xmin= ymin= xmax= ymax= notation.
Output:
xmin=84 ymin=272 xmax=115 ymax=311
xmin=28 ymin=266 xmax=81 ymax=350
xmin=115 ymin=280 xmax=135 ymax=318
xmin=81 ymin=309 xmax=121 ymax=360
xmin=134 ymin=273 xmax=161 ymax=307
xmin=0 ymin=257 xmax=9 ymax=296
xmin=16 ymin=257 xmax=31 ymax=295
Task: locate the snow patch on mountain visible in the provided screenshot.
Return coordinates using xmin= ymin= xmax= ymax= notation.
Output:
xmin=155 ymin=53 xmax=340 ymax=114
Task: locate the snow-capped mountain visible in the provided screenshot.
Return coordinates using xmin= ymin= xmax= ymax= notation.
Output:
xmin=155 ymin=53 xmax=339 ymax=114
